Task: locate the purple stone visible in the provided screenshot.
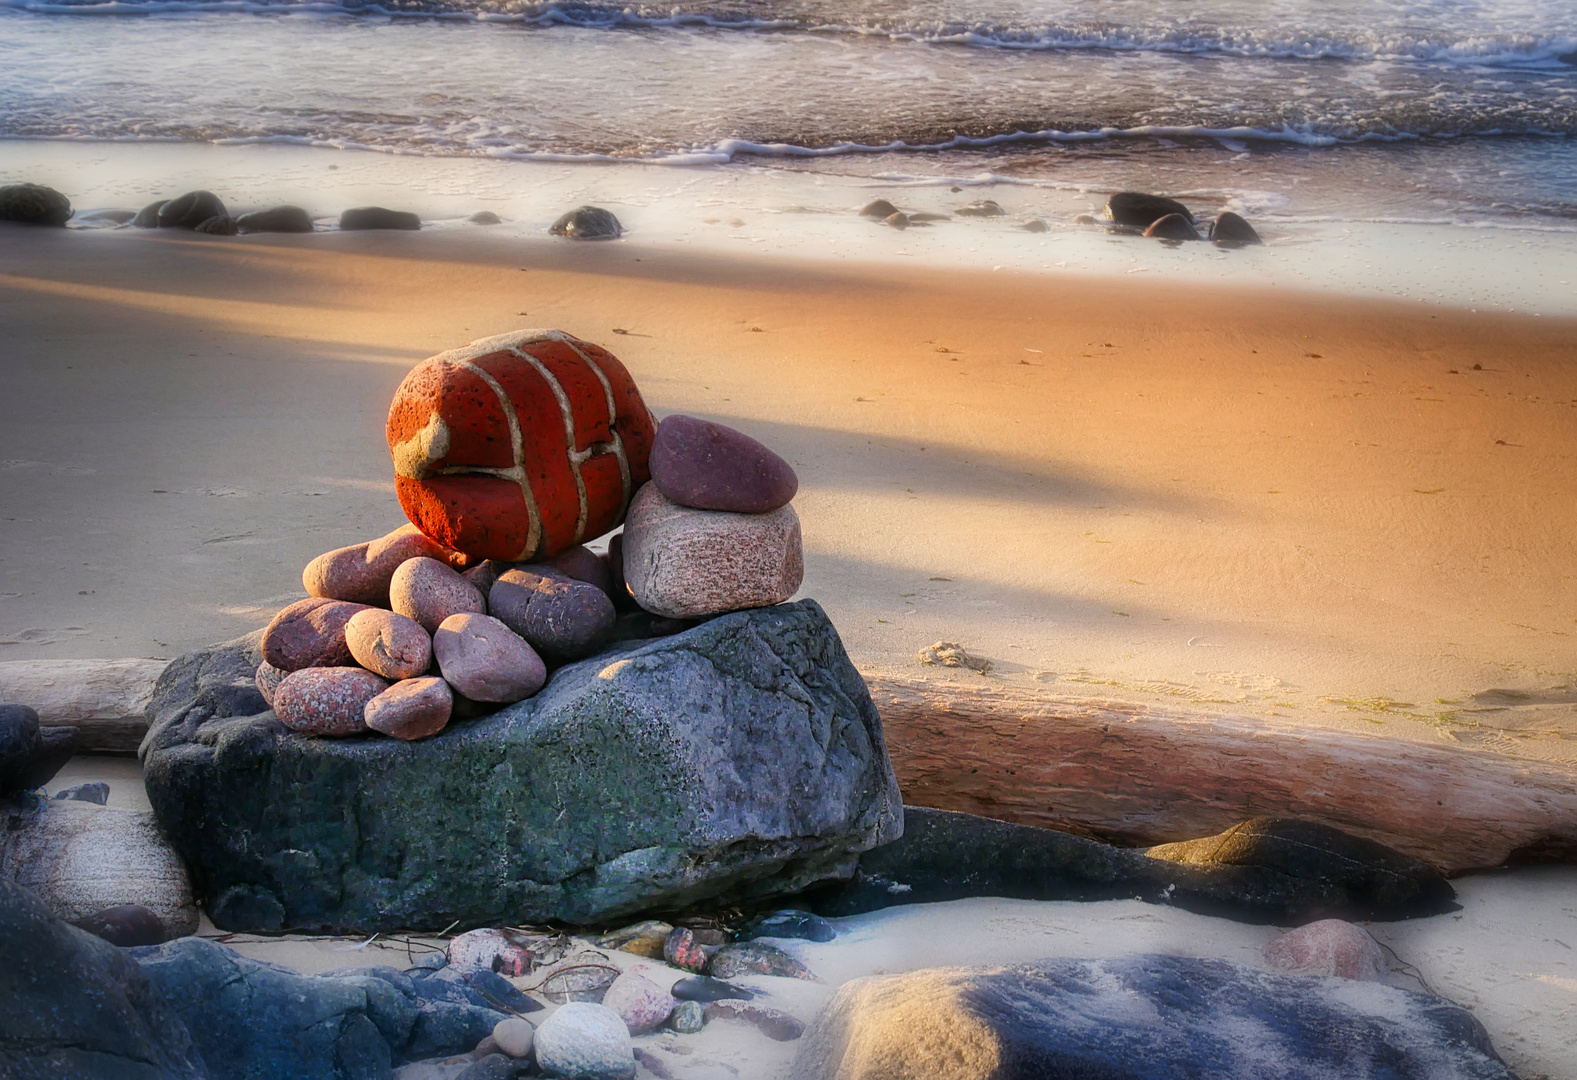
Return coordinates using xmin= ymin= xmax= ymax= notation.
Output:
xmin=648 ymin=415 xmax=798 ymax=514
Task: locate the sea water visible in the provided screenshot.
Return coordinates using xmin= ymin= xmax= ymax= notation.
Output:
xmin=1 ymin=0 xmax=1574 ymax=306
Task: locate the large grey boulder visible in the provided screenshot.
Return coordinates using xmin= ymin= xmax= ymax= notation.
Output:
xmin=142 ymin=600 xmax=901 ymax=932
xmin=792 ymin=954 xmax=1515 ymax=1080
xmin=0 ymin=878 xmax=205 ymax=1080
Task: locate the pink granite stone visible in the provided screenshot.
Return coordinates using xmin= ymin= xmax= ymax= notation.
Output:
xmin=273 ymin=667 xmax=388 ymax=737
xmin=1263 ymin=919 xmax=1388 ymax=981
xmin=363 ymin=677 xmax=452 ymax=741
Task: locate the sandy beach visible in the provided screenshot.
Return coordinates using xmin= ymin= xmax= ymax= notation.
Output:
xmin=3 ymin=218 xmax=1575 ymax=757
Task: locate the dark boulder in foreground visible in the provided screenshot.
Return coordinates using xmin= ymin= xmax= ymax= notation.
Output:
xmin=1 ymin=703 xmax=77 ymax=798
xmin=1104 ymin=190 xmax=1195 ymax=228
xmin=0 ymin=878 xmax=205 ymax=1080
xmin=1143 ymin=212 xmax=1203 ymax=240
xmin=1209 ymin=209 xmax=1263 ymax=245
xmin=339 ymin=206 xmax=421 ymax=231
xmin=858 ymin=198 xmax=899 ymax=219
xmin=955 ymin=199 xmax=1005 ymax=217
xmin=549 ymin=204 xmax=622 ymax=239
xmin=237 ymin=205 xmax=315 ymax=233
xmin=792 ymin=954 xmax=1515 ymax=1080
xmin=806 ymin=807 xmax=1455 ymax=924
xmin=143 ymin=600 xmax=901 ymax=933
xmin=0 ymin=182 xmax=72 ymax=226
xmin=158 ymin=190 xmax=228 ymax=230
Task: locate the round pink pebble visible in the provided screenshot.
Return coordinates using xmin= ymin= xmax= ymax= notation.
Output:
xmin=364 ymin=677 xmax=452 ymax=740
xmin=391 ymin=556 xmax=487 ymax=634
xmin=1263 ymin=919 xmax=1388 ymax=981
xmin=303 ymin=523 xmax=458 ymax=607
xmin=432 ymin=613 xmax=546 ymax=704
xmin=261 ymin=597 xmax=370 ymax=672
xmin=601 ymin=970 xmax=675 ymax=1035
xmin=345 ymin=608 xmax=432 ymax=680
xmin=254 ymin=659 xmax=288 ymax=708
xmin=274 ymin=667 xmax=388 ymax=737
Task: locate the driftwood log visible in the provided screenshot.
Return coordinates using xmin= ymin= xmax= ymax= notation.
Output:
xmin=0 ymin=659 xmax=168 ymax=752
xmin=4 ymin=659 xmax=1574 ymax=873
xmin=869 ymin=676 xmax=1577 ymax=875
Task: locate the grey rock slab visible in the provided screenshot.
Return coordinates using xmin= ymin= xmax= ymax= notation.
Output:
xmin=142 ymin=600 xmax=901 ymax=932
xmin=791 ymin=954 xmax=1517 ymax=1080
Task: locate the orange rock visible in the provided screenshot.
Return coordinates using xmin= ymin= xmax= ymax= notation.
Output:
xmin=386 ymin=330 xmax=656 ymax=562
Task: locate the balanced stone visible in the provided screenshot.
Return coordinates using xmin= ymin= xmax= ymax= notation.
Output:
xmin=622 ymin=483 xmax=803 ymax=619
xmin=340 ymin=206 xmax=421 ymax=230
xmin=237 ymin=205 xmax=315 ymax=233
xmin=649 ymin=414 xmax=798 ymax=514
xmin=261 ymin=596 xmax=369 ymax=671
xmin=432 ymin=613 xmax=546 ymax=703
xmin=305 ymin=522 xmax=457 ymax=607
xmin=0 ymin=182 xmax=72 ymax=226
xmin=1143 ymin=212 xmax=1202 ymax=240
xmin=386 ymin=329 xmax=657 ymax=561
xmin=273 ymin=666 xmax=388 ymax=736
xmin=1263 ymin=918 xmax=1388 ymax=981
xmin=534 ymin=1002 xmax=635 ymax=1080
xmin=392 ymin=556 xmax=487 ymax=633
xmin=1104 ymin=191 xmax=1194 ymax=228
xmin=142 ymin=600 xmax=901 ymax=932
xmin=601 ymin=970 xmax=675 ymax=1035
xmin=158 ymin=190 xmax=227 ymax=229
xmin=346 ymin=608 xmax=433 ymax=679
xmin=489 ymin=566 xmax=616 ymax=660
xmin=549 ymin=205 xmax=622 ymax=239
xmin=364 ymin=676 xmax=452 ymax=741
xmin=1209 ymin=210 xmax=1263 ymax=245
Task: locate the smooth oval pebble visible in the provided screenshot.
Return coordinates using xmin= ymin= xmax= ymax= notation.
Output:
xmin=492 ymin=1016 xmax=535 ymax=1059
xmin=533 ymin=1002 xmax=634 ymax=1080
xmin=261 ymin=597 xmax=369 ymax=671
xmin=71 ymin=904 xmax=168 ymax=947
xmin=601 ymin=970 xmax=675 ymax=1036
xmin=345 ymin=608 xmax=432 ymax=680
xmin=432 ymin=613 xmax=546 ymax=703
xmin=304 ymin=524 xmax=456 ymax=607
xmin=670 ymin=976 xmax=753 ymax=1003
xmin=274 ymin=667 xmax=388 ymax=736
xmin=392 ymin=556 xmax=487 ymax=633
xmin=364 ymin=677 xmax=452 ymax=741
xmin=489 ymin=567 xmax=615 ymax=660
xmin=648 ymin=414 xmax=798 ymax=514
xmin=669 ymin=999 xmax=705 ymax=1033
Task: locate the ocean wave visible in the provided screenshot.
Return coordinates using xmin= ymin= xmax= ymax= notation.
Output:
xmin=5 ymin=0 xmax=1575 ymax=70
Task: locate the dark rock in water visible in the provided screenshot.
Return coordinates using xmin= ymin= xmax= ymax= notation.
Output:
xmin=237 ymin=205 xmax=315 ymax=233
xmin=881 ymin=211 xmax=909 ymax=230
xmin=649 ymin=413 xmax=799 ymax=515
xmin=549 ymin=205 xmax=622 ymax=239
xmin=54 ymin=781 xmax=110 ymax=805
xmin=1018 ymin=218 xmax=1048 ymax=232
xmin=0 ymin=182 xmax=73 ymax=226
xmin=707 ymin=941 xmax=820 ymax=982
xmin=1209 ymin=210 xmax=1263 ymax=245
xmin=955 ymin=199 xmax=1005 ymax=217
xmin=158 ymin=190 xmax=228 ymax=230
xmin=489 ymin=567 xmax=616 ymax=661
xmin=71 ymin=903 xmax=169 ymax=946
xmin=1 ymin=703 xmax=78 ymax=797
xmin=740 ymin=909 xmax=834 ymax=943
xmin=792 ymin=954 xmax=1516 ymax=1080
xmin=1143 ymin=212 xmax=1202 ymax=240
xmin=858 ymin=199 xmax=899 ymax=219
xmin=1104 ymin=191 xmax=1195 ymax=228
xmin=468 ymin=211 xmax=503 ymax=225
xmin=0 ymin=878 xmax=205 ymax=1079
xmin=132 ymin=199 xmax=167 ymax=228
xmin=194 ymin=214 xmax=238 ymax=236
xmin=671 ymin=975 xmax=754 ymax=1002
xmin=143 ymin=600 xmax=901 ymax=932
xmin=807 ymin=807 xmax=1455 ymax=924
xmin=340 ymin=206 xmax=422 ymax=231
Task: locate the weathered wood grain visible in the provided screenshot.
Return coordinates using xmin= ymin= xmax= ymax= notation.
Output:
xmin=0 ymin=659 xmax=168 ymax=752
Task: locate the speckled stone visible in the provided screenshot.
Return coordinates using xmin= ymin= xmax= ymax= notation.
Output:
xmin=344 ymin=609 xmax=432 ymax=680
xmin=447 ymin=927 xmax=533 ymax=977
xmin=488 ymin=567 xmax=615 ymax=660
xmin=601 ymin=970 xmax=675 ymax=1036
xmin=391 ymin=557 xmax=487 ymax=634
xmin=663 ymin=927 xmax=707 ymax=974
xmin=621 ymin=484 xmax=802 ymax=619
xmin=432 ymin=613 xmax=546 ymax=704
xmin=272 ymin=667 xmax=388 ymax=736
xmin=254 ymin=659 xmax=288 ymax=708
xmin=363 ymin=677 xmax=452 ymax=741
xmin=260 ymin=597 xmax=370 ymax=672
xmin=648 ymin=414 xmax=798 ymax=514
xmin=706 ymin=941 xmax=820 ymax=982
xmin=304 ymin=523 xmax=457 ymax=607
xmin=1263 ymin=919 xmax=1388 ymax=981
xmin=669 ymin=1000 xmax=705 ymax=1033
xmin=533 ymin=1002 xmax=634 ymax=1080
